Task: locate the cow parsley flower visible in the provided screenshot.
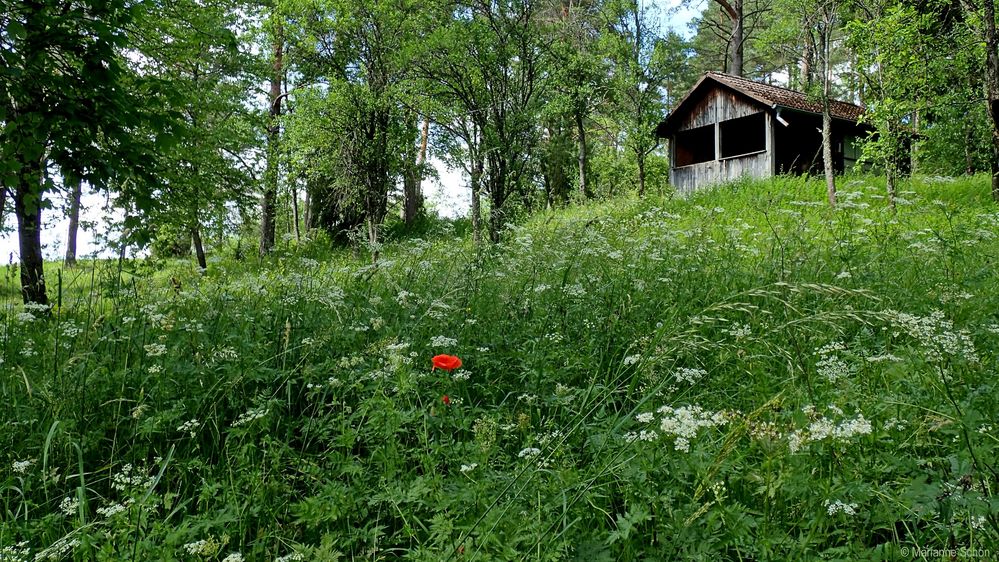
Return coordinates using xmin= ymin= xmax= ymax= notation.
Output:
xmin=181 ymin=535 xmax=227 ymax=558
xmin=177 ymin=419 xmax=201 ymax=437
xmin=430 ymin=335 xmax=458 ymax=348
xmin=656 ymin=405 xmax=729 ymax=453
xmin=789 ymin=407 xmax=872 ymax=453
xmin=725 ymin=323 xmax=752 ymax=338
xmin=673 ymin=367 xmax=707 ymax=384
xmin=59 ymin=496 xmax=80 ymax=516
xmin=61 ymin=323 xmax=83 ymax=338
xmin=15 ymin=312 xmax=36 ymax=323
xmin=883 ymin=309 xmax=977 ymax=363
xmin=96 ymin=501 xmax=131 ymax=518
xmin=12 ymin=459 xmax=34 ymax=474
xmin=182 ymin=540 xmax=210 ymax=556
xmin=232 ymin=406 xmax=269 ymax=427
xmin=825 ymin=499 xmax=858 ymax=516
xmin=0 ymin=541 xmax=30 ymax=562
xmin=518 ymin=447 xmax=541 ymax=458
xmin=111 ymin=464 xmax=155 ymax=491
xmin=815 ymin=342 xmax=855 ymax=382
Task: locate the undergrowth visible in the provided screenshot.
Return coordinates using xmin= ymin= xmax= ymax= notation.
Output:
xmin=2 ymin=174 xmax=998 ymax=560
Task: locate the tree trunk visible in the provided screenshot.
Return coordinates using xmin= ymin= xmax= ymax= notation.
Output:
xmin=885 ymin=121 xmax=897 ymax=208
xmin=65 ymin=180 xmax=82 ymax=267
xmin=486 ymin=153 xmax=506 ymax=243
xmin=291 ymin=181 xmax=301 ymax=241
xmin=712 ymin=0 xmax=744 ymax=76
xmin=886 ymin=163 xmax=897 ymax=210
xmin=364 ymin=105 xmax=391 ymax=261
xmin=729 ymin=0 xmax=744 ymax=77
xmin=192 ymin=226 xmax=207 ymax=270
xmin=965 ymin=118 xmax=976 ymax=175
xmin=303 ymin=188 xmax=311 ymax=234
xmin=637 ymin=152 xmax=647 ymax=197
xmin=366 ymin=216 xmax=379 ymax=263
xmin=402 ymin=173 xmax=420 ymax=226
xmin=15 ymin=161 xmax=47 ymax=305
xmin=259 ymin=21 xmax=283 ymax=256
xmin=983 ymin=0 xmax=999 ymax=200
xmin=576 ymin=110 xmax=590 ymax=198
xmin=404 ymin=117 xmax=429 ymax=225
xmin=0 ymin=186 xmax=7 ymax=233
xmin=470 ymin=150 xmax=483 ymax=245
xmin=488 ymin=203 xmax=502 ymax=243
xmin=118 ymin=225 xmax=128 ymax=263
xmin=800 ymin=37 xmax=814 ymax=90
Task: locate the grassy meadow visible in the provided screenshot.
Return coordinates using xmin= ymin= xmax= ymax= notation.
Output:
xmin=2 ymin=175 xmax=999 ymax=560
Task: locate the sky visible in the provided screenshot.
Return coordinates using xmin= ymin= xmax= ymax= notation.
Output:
xmin=0 ymin=0 xmax=704 ymax=261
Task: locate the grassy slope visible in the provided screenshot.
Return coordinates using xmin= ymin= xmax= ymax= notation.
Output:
xmin=2 ymin=175 xmax=998 ymax=561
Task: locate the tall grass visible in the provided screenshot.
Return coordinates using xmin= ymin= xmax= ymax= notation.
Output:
xmin=2 ymin=174 xmax=997 ymax=560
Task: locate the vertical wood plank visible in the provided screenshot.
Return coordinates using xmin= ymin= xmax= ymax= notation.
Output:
xmin=766 ymin=112 xmax=775 ymax=176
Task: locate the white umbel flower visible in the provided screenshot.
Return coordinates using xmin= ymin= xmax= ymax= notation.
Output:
xmin=825 ymin=499 xmax=858 ymax=516
xmin=517 ymin=447 xmax=541 ymax=458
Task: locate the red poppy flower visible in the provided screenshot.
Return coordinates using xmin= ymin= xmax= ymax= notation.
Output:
xmin=442 ymin=394 xmax=451 ymax=406
xmin=432 ymin=354 xmax=462 ymax=372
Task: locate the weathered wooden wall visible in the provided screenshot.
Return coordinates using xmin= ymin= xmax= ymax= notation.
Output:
xmin=669 ymin=86 xmax=774 ymax=192
xmin=670 ymin=151 xmax=770 ymax=193
xmin=675 ymin=88 xmax=762 ymax=132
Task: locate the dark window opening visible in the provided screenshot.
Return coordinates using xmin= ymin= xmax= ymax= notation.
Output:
xmin=719 ymin=112 xmax=765 ymax=158
xmin=674 ymin=124 xmax=715 ymax=167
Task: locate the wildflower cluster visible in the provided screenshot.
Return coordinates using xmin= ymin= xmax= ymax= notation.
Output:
xmin=232 ymin=406 xmax=269 ymax=427
xmin=788 ymin=406 xmax=873 ymax=453
xmin=815 ymin=342 xmax=855 ymax=382
xmin=883 ymin=309 xmax=978 ymax=363
xmin=627 ymin=405 xmax=731 ymax=452
xmin=825 ymin=499 xmax=859 ymax=516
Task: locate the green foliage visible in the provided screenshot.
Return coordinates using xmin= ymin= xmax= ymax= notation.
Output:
xmin=126 ymin=0 xmax=262 ymax=254
xmin=0 ymin=0 xmax=169 ymax=192
xmin=847 ymin=0 xmax=989 ymax=178
xmin=3 ymin=174 xmax=998 ymax=559
xmin=282 ymin=0 xmax=423 ymax=244
xmin=602 ymin=2 xmax=689 ymax=194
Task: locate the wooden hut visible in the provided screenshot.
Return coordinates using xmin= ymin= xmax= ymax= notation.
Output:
xmin=655 ymin=72 xmax=870 ymax=192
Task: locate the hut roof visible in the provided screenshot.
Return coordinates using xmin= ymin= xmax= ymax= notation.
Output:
xmin=656 ymin=72 xmax=866 ymax=137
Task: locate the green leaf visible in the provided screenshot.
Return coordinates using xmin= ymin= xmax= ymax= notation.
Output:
xmin=6 ymin=20 xmax=26 ymax=41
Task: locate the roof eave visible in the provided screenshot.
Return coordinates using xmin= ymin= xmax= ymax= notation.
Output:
xmin=772 ymin=104 xmax=868 ymax=126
